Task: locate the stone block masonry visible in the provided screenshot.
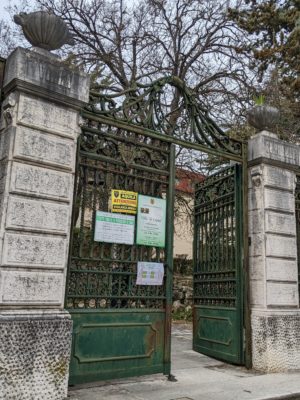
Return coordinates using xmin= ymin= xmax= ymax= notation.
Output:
xmin=0 ymin=47 xmax=89 ymax=399
xmin=248 ymin=131 xmax=300 ymax=372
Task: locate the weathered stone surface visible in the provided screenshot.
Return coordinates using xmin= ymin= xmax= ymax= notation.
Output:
xmin=250 ymin=280 xmax=265 ymax=307
xmin=263 ymin=165 xmax=294 ymax=190
xmin=0 ymin=160 xmax=8 ymax=194
xmin=0 ymin=314 xmax=72 ymax=399
xmin=251 ymin=311 xmax=300 ymax=372
xmin=249 ymin=256 xmax=265 ymax=280
xmin=248 ymin=130 xmax=300 ymax=165
xmin=0 ymin=92 xmax=18 ymax=131
xmin=0 ymin=270 xmax=64 ymax=304
xmin=248 ymin=188 xmax=264 ymax=211
xmin=266 ymin=258 xmax=298 ymax=282
xmin=249 ymin=233 xmax=264 ymax=257
xmin=248 ymin=165 xmax=263 ymax=190
xmin=264 ymin=188 xmax=295 ymax=213
xmin=0 ymin=161 xmax=9 ymax=232
xmin=0 ymin=128 xmax=11 ymax=160
xmin=267 ymin=282 xmax=299 ymax=307
xmin=6 ymin=196 xmax=69 ymax=234
xmin=14 ymin=126 xmax=74 ymax=169
xmin=265 ymin=234 xmax=297 ymax=258
xmin=2 ymin=232 xmax=66 ymax=268
xmin=249 ymin=210 xmax=264 ymax=234
xmin=17 ymin=93 xmax=79 ymax=137
xmin=248 ymin=131 xmax=300 ymax=372
xmin=265 ymin=211 xmax=296 ymax=236
xmin=11 ymin=162 xmax=71 ymax=201
xmin=4 ymin=47 xmax=89 ymax=102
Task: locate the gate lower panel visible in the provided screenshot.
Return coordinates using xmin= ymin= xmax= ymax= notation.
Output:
xmin=193 ymin=306 xmax=242 ymax=364
xmin=69 ymin=310 xmax=165 ymax=384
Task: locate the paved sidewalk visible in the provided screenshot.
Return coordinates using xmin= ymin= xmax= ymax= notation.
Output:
xmin=68 ymin=323 xmax=300 ymax=400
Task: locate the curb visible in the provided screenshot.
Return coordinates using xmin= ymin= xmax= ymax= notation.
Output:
xmin=262 ymin=394 xmax=300 ymax=400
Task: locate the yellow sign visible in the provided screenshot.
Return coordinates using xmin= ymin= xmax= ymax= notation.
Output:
xmin=111 ymin=190 xmax=138 ymax=214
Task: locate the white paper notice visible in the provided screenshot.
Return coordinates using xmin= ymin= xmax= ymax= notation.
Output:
xmin=94 ymin=211 xmax=135 ymax=245
xmin=136 ymin=262 xmax=164 ymax=285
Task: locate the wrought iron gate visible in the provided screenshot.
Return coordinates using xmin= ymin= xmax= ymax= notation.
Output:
xmin=65 ymin=119 xmax=175 ymax=384
xmin=193 ymin=164 xmax=244 ymax=364
xmin=65 ymin=76 xmax=248 ymax=384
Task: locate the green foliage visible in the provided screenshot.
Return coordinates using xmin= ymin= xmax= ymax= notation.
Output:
xmin=172 ymin=307 xmax=193 ymax=322
xmin=253 ymin=94 xmax=265 ymax=106
xmin=229 ymin=0 xmax=300 ymax=98
xmin=229 ymin=2 xmax=300 ymax=142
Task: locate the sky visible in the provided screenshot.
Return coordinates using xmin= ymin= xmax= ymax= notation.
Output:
xmin=0 ymin=0 xmax=12 ymax=21
xmin=0 ymin=0 xmax=139 ymax=22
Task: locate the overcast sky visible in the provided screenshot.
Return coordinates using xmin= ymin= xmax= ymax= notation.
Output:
xmin=0 ymin=0 xmax=138 ymax=22
xmin=0 ymin=0 xmax=12 ymax=21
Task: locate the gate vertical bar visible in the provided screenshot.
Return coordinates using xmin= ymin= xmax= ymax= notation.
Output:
xmin=164 ymin=143 xmax=175 ymax=377
xmin=235 ymin=163 xmax=244 ymax=364
xmin=242 ymin=143 xmax=251 ymax=368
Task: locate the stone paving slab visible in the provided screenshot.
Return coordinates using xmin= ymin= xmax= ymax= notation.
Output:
xmin=68 ymin=323 xmax=300 ymax=400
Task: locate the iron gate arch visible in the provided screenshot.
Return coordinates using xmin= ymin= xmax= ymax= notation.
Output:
xmin=65 ymin=76 xmax=248 ymax=384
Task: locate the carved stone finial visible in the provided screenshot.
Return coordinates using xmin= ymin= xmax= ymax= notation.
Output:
xmin=247 ymin=105 xmax=280 ymax=131
xmin=14 ymin=11 xmax=75 ymax=51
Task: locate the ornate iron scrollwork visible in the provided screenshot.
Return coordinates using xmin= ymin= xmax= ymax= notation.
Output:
xmin=66 ymin=118 xmax=169 ymax=310
xmin=86 ymin=76 xmax=243 ymax=158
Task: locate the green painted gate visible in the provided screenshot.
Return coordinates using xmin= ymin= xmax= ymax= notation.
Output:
xmin=193 ymin=164 xmax=244 ymax=364
xmin=65 ymin=76 xmax=248 ymax=384
xmin=65 ymin=119 xmax=175 ymax=384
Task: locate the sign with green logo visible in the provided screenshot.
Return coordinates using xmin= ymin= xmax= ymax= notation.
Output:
xmin=94 ymin=211 xmax=135 ymax=245
xmin=136 ymin=195 xmax=166 ymax=248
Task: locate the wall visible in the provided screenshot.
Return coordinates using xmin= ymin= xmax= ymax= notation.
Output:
xmin=0 ymin=47 xmax=89 ymax=399
xmin=248 ymin=130 xmax=300 ymax=372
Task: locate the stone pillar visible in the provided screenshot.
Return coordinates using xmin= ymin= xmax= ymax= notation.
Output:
xmin=0 ymin=47 xmax=89 ymax=399
xmin=248 ymin=130 xmax=300 ymax=372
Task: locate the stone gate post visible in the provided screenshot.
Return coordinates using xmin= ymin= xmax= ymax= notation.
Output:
xmin=248 ymin=130 xmax=300 ymax=372
xmin=0 ymin=47 xmax=89 ymax=398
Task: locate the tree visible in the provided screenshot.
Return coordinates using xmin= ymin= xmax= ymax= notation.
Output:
xmin=229 ymin=0 xmax=300 ymax=140
xmin=0 ymin=0 xmax=257 ymax=171
xmin=27 ymin=0 xmax=252 ymax=118
xmin=229 ymin=0 xmax=300 ymax=95
xmin=1 ymin=0 xmax=257 ymax=139
xmin=34 ymin=0 xmax=258 ymax=175
xmin=0 ymin=0 xmax=258 ymax=228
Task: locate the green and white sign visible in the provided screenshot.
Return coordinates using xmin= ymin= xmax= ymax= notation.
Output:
xmin=136 ymin=195 xmax=166 ymax=248
xmin=94 ymin=211 xmax=135 ymax=245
